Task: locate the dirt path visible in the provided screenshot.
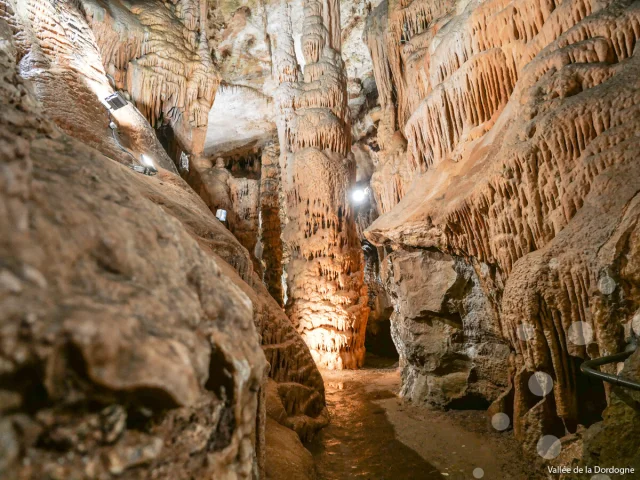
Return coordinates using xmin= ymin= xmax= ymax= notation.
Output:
xmin=308 ymin=363 xmax=545 ymax=480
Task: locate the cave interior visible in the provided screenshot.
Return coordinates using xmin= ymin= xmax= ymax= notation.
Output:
xmin=1 ymin=0 xmax=640 ymax=479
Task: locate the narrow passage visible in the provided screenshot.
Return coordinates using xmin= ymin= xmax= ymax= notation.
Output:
xmin=309 ymin=358 xmax=544 ymax=480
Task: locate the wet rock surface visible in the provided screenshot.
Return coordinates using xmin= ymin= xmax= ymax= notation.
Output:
xmin=310 ymin=360 xmax=544 ymax=480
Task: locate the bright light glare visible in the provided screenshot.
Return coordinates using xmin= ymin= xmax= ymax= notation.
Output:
xmin=215 ymin=209 xmax=227 ymax=221
xmin=140 ymin=154 xmax=155 ymax=167
xmin=352 ymin=188 xmax=367 ymax=203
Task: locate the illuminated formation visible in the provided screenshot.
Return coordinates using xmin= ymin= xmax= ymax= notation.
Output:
xmin=273 ymin=0 xmax=369 ymax=369
xmin=0 ymin=0 xmax=217 ymax=169
xmin=83 ymin=0 xmax=219 ymax=155
xmin=2 ymin=0 xmax=640 ymax=477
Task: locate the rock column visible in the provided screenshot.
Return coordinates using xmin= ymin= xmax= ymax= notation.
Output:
xmin=272 ymin=0 xmax=369 ymax=369
xmin=259 ymin=143 xmax=285 ymax=306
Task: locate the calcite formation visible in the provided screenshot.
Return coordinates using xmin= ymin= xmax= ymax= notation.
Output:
xmin=0 ymin=20 xmax=264 ymax=477
xmin=204 ymin=0 xmax=275 ymax=157
xmin=3 ymin=0 xmax=640 ymax=474
xmin=230 ymin=176 xmax=261 ymax=272
xmin=364 ymin=0 xmax=640 ymax=458
xmin=1 ymin=0 xmax=218 ymax=162
xmin=180 ymin=149 xmax=330 ymax=442
xmin=0 ymin=3 xmax=329 ymax=478
xmin=0 ymin=0 xmax=174 ymax=171
xmin=82 ymin=0 xmax=219 ymax=155
xmin=273 ymin=0 xmax=370 ymax=370
xmin=184 ymin=154 xmax=262 ymax=282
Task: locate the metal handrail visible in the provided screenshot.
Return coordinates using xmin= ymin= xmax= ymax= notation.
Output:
xmin=580 ymin=347 xmax=640 ymax=391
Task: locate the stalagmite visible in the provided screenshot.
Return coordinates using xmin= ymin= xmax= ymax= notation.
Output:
xmin=273 ymin=0 xmax=369 ymax=370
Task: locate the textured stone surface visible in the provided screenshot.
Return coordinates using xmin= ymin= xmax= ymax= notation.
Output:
xmin=259 ymin=143 xmax=285 ymax=306
xmin=362 ymin=243 xmax=396 ymax=357
xmin=203 ymin=0 xmax=379 ymax=159
xmin=0 ymin=0 xmax=179 ymax=171
xmin=265 ymin=418 xmax=316 ymax=480
xmin=272 ymin=0 xmax=370 ymax=370
xmin=0 ymin=10 xmax=327 ymax=478
xmin=2 ymin=0 xmax=217 ymax=165
xmin=82 ymin=0 xmax=219 ymax=155
xmin=381 ymin=250 xmax=511 ymax=407
xmin=364 ymin=0 xmax=640 ymax=458
xmin=3 ymin=0 xmax=640 ymax=473
xmin=0 ymin=20 xmax=264 ymax=477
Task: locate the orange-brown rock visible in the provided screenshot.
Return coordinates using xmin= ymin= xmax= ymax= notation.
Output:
xmin=259 ymin=143 xmax=286 ymax=306
xmin=364 ymin=0 xmax=640 ymax=458
xmin=0 ymin=9 xmax=327 ymax=478
xmin=273 ymin=0 xmax=370 ymax=370
xmin=0 ymin=0 xmax=179 ymax=171
xmin=82 ymin=0 xmax=219 ymax=155
xmin=0 ymin=19 xmax=263 ymax=477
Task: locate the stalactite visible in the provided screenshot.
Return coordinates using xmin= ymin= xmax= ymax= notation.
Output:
xmin=273 ymin=0 xmax=369 ymax=370
xmin=365 ymin=0 xmax=640 ymax=458
xmin=81 ymin=0 xmax=220 ymax=154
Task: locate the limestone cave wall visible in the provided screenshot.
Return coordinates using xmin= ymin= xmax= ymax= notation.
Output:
xmin=2 ymin=0 xmax=639 ymax=475
xmin=380 ymin=249 xmax=511 ymax=408
xmin=0 ymin=2 xmax=329 ymax=478
xmin=364 ymin=0 xmax=640 ymax=461
xmin=79 ymin=0 xmax=219 ymax=155
xmin=0 ymin=20 xmax=264 ymax=477
xmin=1 ymin=0 xmax=218 ymax=164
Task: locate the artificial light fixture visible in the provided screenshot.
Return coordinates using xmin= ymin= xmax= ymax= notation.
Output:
xmin=104 ymin=92 xmax=128 ymax=110
xmin=140 ymin=154 xmax=156 ymax=168
xmin=215 ymin=209 xmax=228 ymax=222
xmin=105 ymin=110 xmax=156 ymax=177
xmin=130 ymin=164 xmax=157 ymax=176
xmin=351 ymin=186 xmax=370 ymax=204
xmin=129 ymin=154 xmax=158 ymax=176
xmin=179 ymin=151 xmax=190 ymax=172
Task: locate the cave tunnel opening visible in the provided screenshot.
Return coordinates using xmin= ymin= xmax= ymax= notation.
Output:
xmin=362 ymin=240 xmax=399 ymax=365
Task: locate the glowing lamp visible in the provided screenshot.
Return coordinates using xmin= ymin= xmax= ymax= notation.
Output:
xmin=128 ymin=154 xmax=157 ymax=176
xmin=351 ymin=186 xmax=370 ymax=204
xmin=216 ymin=209 xmax=228 ymax=222
xmin=140 ymin=154 xmax=155 ymax=167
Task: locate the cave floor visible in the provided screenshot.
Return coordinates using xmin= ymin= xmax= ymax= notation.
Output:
xmin=308 ymin=357 xmax=544 ymax=480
